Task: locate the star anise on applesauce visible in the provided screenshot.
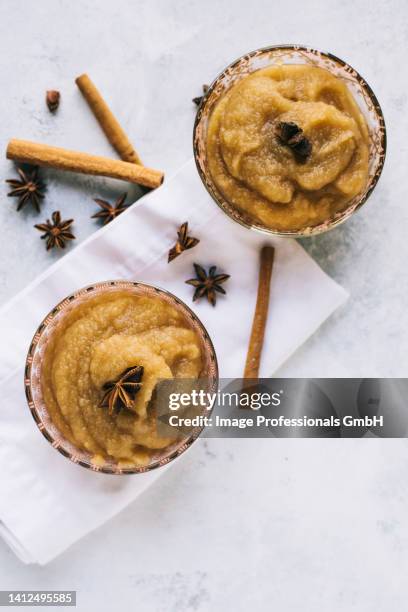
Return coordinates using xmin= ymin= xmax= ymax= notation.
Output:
xmin=186 ymin=263 xmax=230 ymax=307
xmin=34 ymin=211 xmax=75 ymax=250
xmin=92 ymin=193 xmax=128 ymax=225
xmin=168 ymin=222 xmax=200 ymax=263
xmin=6 ymin=166 xmax=46 ymax=212
xmin=100 ymin=366 xmax=144 ymax=416
xmin=275 ymin=121 xmax=312 ymax=163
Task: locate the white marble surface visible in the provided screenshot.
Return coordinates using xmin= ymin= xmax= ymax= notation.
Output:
xmin=0 ymin=0 xmax=407 ymax=609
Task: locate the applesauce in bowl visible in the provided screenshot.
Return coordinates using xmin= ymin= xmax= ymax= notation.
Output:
xmin=25 ymin=281 xmax=218 ymax=474
xmin=194 ymin=45 xmax=386 ymax=236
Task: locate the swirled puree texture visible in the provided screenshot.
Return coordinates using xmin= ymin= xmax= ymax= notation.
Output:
xmin=207 ymin=65 xmax=370 ymax=231
xmin=41 ymin=291 xmax=202 ymax=467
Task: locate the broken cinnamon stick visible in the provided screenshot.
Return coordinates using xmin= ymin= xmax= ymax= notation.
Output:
xmin=244 ymin=246 xmax=275 ymax=379
xmin=6 ymin=139 xmax=163 ymax=189
xmin=75 ymin=73 xmax=143 ymax=165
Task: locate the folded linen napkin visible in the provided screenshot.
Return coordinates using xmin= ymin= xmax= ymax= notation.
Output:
xmin=0 ymin=159 xmax=348 ymax=564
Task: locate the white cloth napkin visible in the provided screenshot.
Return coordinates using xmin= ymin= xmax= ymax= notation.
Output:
xmin=0 ymin=160 xmax=347 ymax=564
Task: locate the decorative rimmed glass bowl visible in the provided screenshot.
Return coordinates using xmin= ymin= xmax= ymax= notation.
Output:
xmin=24 ymin=281 xmax=218 ymax=475
xmin=193 ymin=44 xmax=387 ymax=237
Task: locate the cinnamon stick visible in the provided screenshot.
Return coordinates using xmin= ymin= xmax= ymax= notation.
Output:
xmin=244 ymin=246 xmax=275 ymax=379
xmin=75 ymin=73 xmax=143 ymax=165
xmin=6 ymin=139 xmax=163 ymax=189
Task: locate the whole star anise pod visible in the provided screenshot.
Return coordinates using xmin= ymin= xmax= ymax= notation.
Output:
xmin=6 ymin=166 xmax=45 ymax=212
xmin=275 ymin=121 xmax=312 ymax=163
xmin=168 ymin=222 xmax=200 ymax=263
xmin=92 ymin=193 xmax=128 ymax=225
xmin=186 ymin=263 xmax=230 ymax=307
xmin=100 ymin=366 xmax=144 ymax=415
xmin=46 ymin=90 xmax=60 ymax=112
xmin=192 ymin=84 xmax=209 ymax=106
xmin=34 ymin=211 xmax=75 ymax=250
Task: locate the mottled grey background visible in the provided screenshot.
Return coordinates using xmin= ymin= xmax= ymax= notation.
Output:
xmin=0 ymin=1 xmax=407 ymax=611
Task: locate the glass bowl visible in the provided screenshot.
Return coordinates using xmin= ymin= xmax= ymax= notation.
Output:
xmin=24 ymin=281 xmax=218 ymax=475
xmin=193 ymin=44 xmax=386 ymax=237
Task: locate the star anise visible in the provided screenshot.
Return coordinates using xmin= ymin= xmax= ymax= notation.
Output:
xmin=192 ymin=84 xmax=209 ymax=106
xmin=34 ymin=211 xmax=75 ymax=250
xmin=100 ymin=366 xmax=144 ymax=415
xmin=186 ymin=263 xmax=230 ymax=307
xmin=275 ymin=121 xmax=312 ymax=163
xmin=6 ymin=166 xmax=45 ymax=212
xmin=168 ymin=222 xmax=200 ymax=263
xmin=92 ymin=193 xmax=128 ymax=225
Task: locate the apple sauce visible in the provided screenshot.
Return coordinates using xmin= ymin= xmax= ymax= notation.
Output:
xmin=41 ymin=291 xmax=202 ymax=467
xmin=206 ymin=64 xmax=370 ymax=231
